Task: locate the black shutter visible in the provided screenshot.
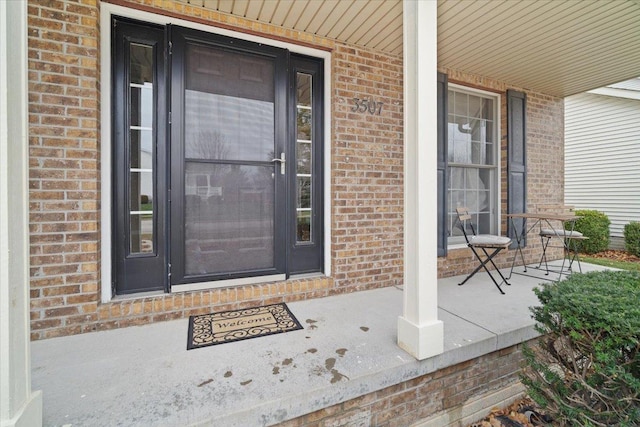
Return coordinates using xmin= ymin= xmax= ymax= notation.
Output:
xmin=507 ymin=90 xmax=527 ymax=248
xmin=437 ymin=73 xmax=448 ymax=256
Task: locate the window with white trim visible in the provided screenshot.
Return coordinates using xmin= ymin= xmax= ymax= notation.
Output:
xmin=447 ymin=86 xmax=500 ymax=245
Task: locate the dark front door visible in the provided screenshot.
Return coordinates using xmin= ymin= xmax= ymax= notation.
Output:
xmin=112 ymin=19 xmax=324 ymax=295
xmin=169 ymin=28 xmax=288 ymax=285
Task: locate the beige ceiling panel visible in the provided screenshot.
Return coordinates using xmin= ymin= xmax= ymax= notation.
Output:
xmin=216 ymin=0 xmax=233 ymax=14
xmin=231 ymin=0 xmax=250 ymax=16
xmin=282 ymin=0 xmax=311 ymax=28
xmin=324 ymin=1 xmax=371 ymax=40
xmin=257 ymin=0 xmax=277 ymax=23
xmin=291 ymin=0 xmax=324 ymax=31
xmin=353 ymin=1 xmax=401 ymax=47
xmin=244 ymin=0 xmax=262 ymax=20
xmin=367 ymin=19 xmax=402 ymax=53
xmin=344 ymin=1 xmax=399 ymax=46
xmin=270 ymin=0 xmax=296 ymax=26
xmin=438 ymin=0 xmax=640 ymax=96
xmin=315 ymin=0 xmax=356 ymax=37
xmin=379 ymin=32 xmax=403 ymax=57
xmin=177 ymin=0 xmax=640 ymax=96
xmin=303 ymin=0 xmax=339 ymax=34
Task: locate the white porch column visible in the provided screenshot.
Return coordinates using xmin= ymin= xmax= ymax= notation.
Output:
xmin=0 ymin=0 xmax=43 ymax=426
xmin=397 ymin=0 xmax=444 ymax=360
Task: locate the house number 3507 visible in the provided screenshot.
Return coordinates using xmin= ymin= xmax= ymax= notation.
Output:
xmin=351 ymin=97 xmax=384 ymax=115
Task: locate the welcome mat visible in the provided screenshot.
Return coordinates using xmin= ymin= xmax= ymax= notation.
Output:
xmin=187 ymin=303 xmax=303 ymax=350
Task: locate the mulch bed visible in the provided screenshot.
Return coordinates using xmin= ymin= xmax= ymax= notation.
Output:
xmin=585 ymin=249 xmax=640 ymax=263
xmin=468 ymin=396 xmax=553 ymax=427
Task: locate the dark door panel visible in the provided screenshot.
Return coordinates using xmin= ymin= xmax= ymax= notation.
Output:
xmin=288 ymin=55 xmax=324 ymax=274
xmin=169 ymin=27 xmax=288 ymax=285
xmin=112 ymin=18 xmax=168 ymax=294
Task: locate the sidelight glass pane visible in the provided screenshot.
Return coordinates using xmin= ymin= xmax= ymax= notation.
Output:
xmin=297 ymin=210 xmax=311 ymax=242
xmin=297 ymin=108 xmax=312 ymax=140
xmin=184 ymin=163 xmax=274 ymax=275
xmin=297 ymin=176 xmax=311 ymax=209
xmin=297 ymin=141 xmax=311 ymax=175
xmin=297 ymin=74 xmax=312 ymax=107
xmin=296 ymin=72 xmax=313 ymax=243
xmin=183 ymin=45 xmax=275 ymax=162
xmin=129 ymin=43 xmax=154 ymax=254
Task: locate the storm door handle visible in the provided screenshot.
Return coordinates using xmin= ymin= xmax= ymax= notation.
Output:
xmin=271 ymin=152 xmax=286 ymax=175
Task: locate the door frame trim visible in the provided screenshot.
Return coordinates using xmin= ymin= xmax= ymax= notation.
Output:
xmin=100 ymin=3 xmax=332 ymax=302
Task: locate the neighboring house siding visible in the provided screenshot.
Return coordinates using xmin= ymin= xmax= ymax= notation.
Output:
xmin=565 ymin=91 xmax=640 ymax=249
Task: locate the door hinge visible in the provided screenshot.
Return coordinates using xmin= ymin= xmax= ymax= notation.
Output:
xmin=169 ymin=40 xmax=172 ymax=56
xmin=168 ymin=263 xmax=172 ymax=279
xmin=168 ymin=111 xmax=172 ymax=125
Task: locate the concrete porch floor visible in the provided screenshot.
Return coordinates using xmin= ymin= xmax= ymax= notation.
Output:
xmin=31 ymin=261 xmax=611 ymax=427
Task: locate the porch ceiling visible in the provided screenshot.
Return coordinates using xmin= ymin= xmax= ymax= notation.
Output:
xmin=180 ymin=0 xmax=640 ymax=98
xmin=438 ymin=0 xmax=640 ymax=97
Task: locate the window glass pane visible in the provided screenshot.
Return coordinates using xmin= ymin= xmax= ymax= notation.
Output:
xmin=483 ymin=98 xmax=494 ymax=121
xmin=184 ymin=45 xmax=274 ymax=162
xmin=296 ymin=72 xmax=313 ymax=243
xmin=449 ymin=213 xmax=461 ymax=238
xmin=468 ymin=94 xmax=482 ymax=118
xmin=451 ymin=189 xmax=465 ymax=211
xmin=453 ymin=91 xmax=467 ymax=116
xmin=129 ymin=212 xmax=153 ymax=253
xmin=297 ymin=210 xmax=311 ymax=242
xmin=130 ymin=43 xmax=154 ymax=85
xmin=129 ymin=43 xmax=154 ymax=254
xmin=446 ymin=87 xmax=498 ymax=244
xmin=129 ymin=171 xmax=154 ymax=254
xmin=297 ymin=176 xmax=311 ymax=209
xmin=184 ymin=163 xmax=274 ymax=275
xmin=478 ymin=213 xmax=491 ymax=232
xmin=297 ymin=74 xmax=312 ymax=107
xmin=297 ymin=108 xmax=312 ymax=140
xmin=485 ymin=121 xmax=494 ymax=144
xmin=297 ymin=141 xmax=311 ymax=175
xmin=471 ymin=141 xmax=483 ymax=164
xmin=450 ymin=167 xmax=464 ymax=190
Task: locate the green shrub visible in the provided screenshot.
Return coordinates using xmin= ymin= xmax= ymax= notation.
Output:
xmin=625 ymin=222 xmax=640 ymax=257
xmin=570 ymin=210 xmax=610 ymax=254
xmin=521 ymin=271 xmax=640 ymax=426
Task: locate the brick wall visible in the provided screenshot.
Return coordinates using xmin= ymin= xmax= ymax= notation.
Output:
xmin=277 ymin=343 xmax=526 ymax=427
xmin=27 ymin=0 xmax=564 ymax=339
xmin=28 ymin=0 xmax=102 ymax=338
xmin=331 ymin=45 xmax=404 ymax=291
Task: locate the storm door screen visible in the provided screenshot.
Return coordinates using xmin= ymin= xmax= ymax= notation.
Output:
xmin=170 ymin=30 xmax=287 ymax=283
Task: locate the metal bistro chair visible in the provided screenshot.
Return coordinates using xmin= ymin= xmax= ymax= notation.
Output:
xmin=455 ymin=207 xmax=512 ymax=294
xmin=536 ymin=205 xmax=587 ymax=276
